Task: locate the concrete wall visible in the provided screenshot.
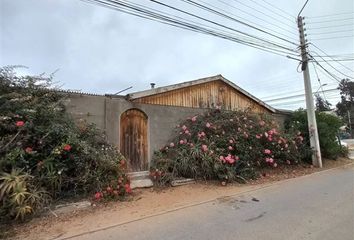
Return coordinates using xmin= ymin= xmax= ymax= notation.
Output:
xmin=65 ymin=93 xmax=288 ymax=168
xmin=65 ymin=93 xmax=205 ymax=165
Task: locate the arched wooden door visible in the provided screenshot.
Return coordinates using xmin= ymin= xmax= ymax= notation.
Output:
xmin=120 ymin=109 xmax=148 ymax=172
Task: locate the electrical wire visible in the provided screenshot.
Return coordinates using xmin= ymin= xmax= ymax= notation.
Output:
xmin=311 ymin=58 xmax=342 ymax=83
xmin=310 ymin=35 xmax=354 ymax=40
xmin=259 ymin=0 xmax=296 ymax=18
xmin=195 ymin=0 xmax=298 ymax=42
xmin=83 ymin=0 xmax=300 ymax=58
xmin=149 ymin=0 xmax=298 ymax=52
xmin=309 ymin=52 xmax=354 ymax=79
xmin=245 ymin=0 xmax=295 ymax=23
xmin=230 ymin=0 xmax=296 ymax=30
xmin=309 ymin=43 xmax=354 ymax=72
xmin=307 ymin=23 xmax=353 ymax=30
xmin=307 ymin=17 xmax=354 ymax=24
xmin=309 ymin=29 xmax=354 ymax=35
xmin=308 ymin=12 xmax=354 ymax=18
xmin=178 ymin=0 xmax=298 ymax=46
xmin=216 ymin=0 xmax=297 ymax=37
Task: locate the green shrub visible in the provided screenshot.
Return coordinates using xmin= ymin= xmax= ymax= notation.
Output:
xmin=151 ymin=109 xmax=310 ymax=185
xmin=285 ymin=109 xmax=343 ymax=159
xmin=0 ymin=67 xmax=129 ymax=221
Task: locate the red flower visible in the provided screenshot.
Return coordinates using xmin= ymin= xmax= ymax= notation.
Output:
xmin=63 ymin=144 xmax=72 ymax=151
xmin=16 ymin=121 xmax=25 ymax=127
xmin=25 ymin=147 xmax=33 ymax=153
xmin=125 ymin=183 xmax=132 ymax=194
xmin=94 ymin=192 xmax=103 ymax=200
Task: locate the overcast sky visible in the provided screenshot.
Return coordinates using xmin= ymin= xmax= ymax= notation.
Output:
xmin=1 ymin=0 xmax=353 ymax=110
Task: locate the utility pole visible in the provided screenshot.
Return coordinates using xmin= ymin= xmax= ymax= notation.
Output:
xmin=297 ymin=15 xmax=323 ymax=168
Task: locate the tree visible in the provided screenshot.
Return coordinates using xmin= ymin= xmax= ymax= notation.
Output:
xmin=336 ymin=79 xmax=354 ymax=135
xmin=315 ymin=93 xmax=332 ymax=112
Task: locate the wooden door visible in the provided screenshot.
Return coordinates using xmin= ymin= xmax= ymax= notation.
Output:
xmin=120 ymin=109 xmax=148 ymax=172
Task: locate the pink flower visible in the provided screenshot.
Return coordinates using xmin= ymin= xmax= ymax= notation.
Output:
xmin=63 ymin=144 xmax=72 ymax=151
xmin=182 ymin=125 xmax=187 ymax=131
xmin=256 ymin=134 xmax=261 ymax=139
xmin=285 ymin=144 xmax=289 ymax=148
xmin=225 ymin=154 xmax=235 ymax=164
xmin=201 ymin=144 xmax=208 ymax=152
xmin=191 ymin=116 xmax=197 ymax=122
xmin=190 ymin=143 xmax=194 ymax=147
xmin=184 ymin=130 xmax=190 ymax=134
xmin=264 ymin=149 xmax=271 ymax=154
xmin=94 ymin=192 xmax=103 ymax=200
xmin=16 ymin=121 xmax=25 ymax=127
xmin=25 ymin=147 xmax=33 ymax=153
xmin=198 ymin=132 xmax=206 ymax=139
xmin=179 ymin=140 xmax=184 ymax=144
xmin=125 ymin=184 xmax=132 ymax=194
xmin=206 ymin=122 xmax=211 ymax=128
xmin=268 ymin=137 xmax=273 ymax=142
xmin=228 ymin=146 xmax=233 ymax=151
xmin=229 ymin=139 xmax=233 ymax=144
xmin=169 ymin=142 xmax=175 ymax=147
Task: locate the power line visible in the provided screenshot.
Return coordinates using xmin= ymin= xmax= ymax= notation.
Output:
xmin=308 ymin=12 xmax=354 ymax=18
xmin=309 ymin=29 xmax=354 ymax=35
xmin=245 ymin=0 xmax=295 ymax=23
xmin=307 ymin=17 xmax=354 ymax=24
xmin=307 ymin=23 xmax=353 ymax=30
xmin=310 ymin=53 xmax=354 ymax=80
xmin=216 ymin=0 xmax=298 ymax=37
xmin=265 ymin=88 xmax=338 ymax=102
xmin=178 ymin=0 xmax=298 ymax=46
xmin=149 ymin=0 xmax=298 ymax=51
xmin=309 ymin=43 xmax=354 ymax=73
xmin=196 ymin=0 xmax=298 ymax=42
xmin=259 ymin=0 xmax=295 ymax=18
xmin=310 ymin=35 xmax=354 ymax=40
xmin=230 ymin=0 xmax=296 ymax=30
xmin=312 ymin=59 xmax=342 ymax=83
xmin=83 ymin=0 xmax=300 ymax=58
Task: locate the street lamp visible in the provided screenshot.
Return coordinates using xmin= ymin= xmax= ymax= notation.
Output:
xmin=315 ymin=83 xmax=328 ymax=94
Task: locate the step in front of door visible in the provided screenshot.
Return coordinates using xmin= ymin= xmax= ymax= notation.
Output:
xmin=128 ymin=171 xmax=153 ymax=189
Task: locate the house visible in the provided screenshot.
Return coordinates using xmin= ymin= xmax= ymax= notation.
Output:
xmin=65 ymin=75 xmax=284 ymax=174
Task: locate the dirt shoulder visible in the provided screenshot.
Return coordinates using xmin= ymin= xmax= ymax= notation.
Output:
xmin=5 ymin=157 xmax=353 ymax=240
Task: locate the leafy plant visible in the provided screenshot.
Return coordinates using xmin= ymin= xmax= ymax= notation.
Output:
xmin=151 ymin=108 xmax=310 ymax=185
xmin=285 ymin=109 xmax=343 ymax=159
xmin=0 ymin=66 xmax=129 ymax=221
xmin=0 ymin=169 xmax=49 ymax=221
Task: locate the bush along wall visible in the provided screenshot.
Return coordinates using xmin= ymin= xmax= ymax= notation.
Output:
xmin=0 ymin=67 xmax=130 ymax=222
xmin=151 ymin=108 xmax=311 ymax=186
xmin=285 ymin=109 xmax=343 ymax=160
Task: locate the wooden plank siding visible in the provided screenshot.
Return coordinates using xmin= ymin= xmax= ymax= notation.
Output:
xmin=132 ymin=80 xmax=270 ymax=113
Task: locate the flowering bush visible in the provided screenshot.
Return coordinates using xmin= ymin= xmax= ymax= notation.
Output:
xmin=0 ymin=67 xmax=128 ymax=221
xmin=151 ymin=108 xmax=311 ymax=185
xmin=285 ymin=109 xmax=343 ymax=160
